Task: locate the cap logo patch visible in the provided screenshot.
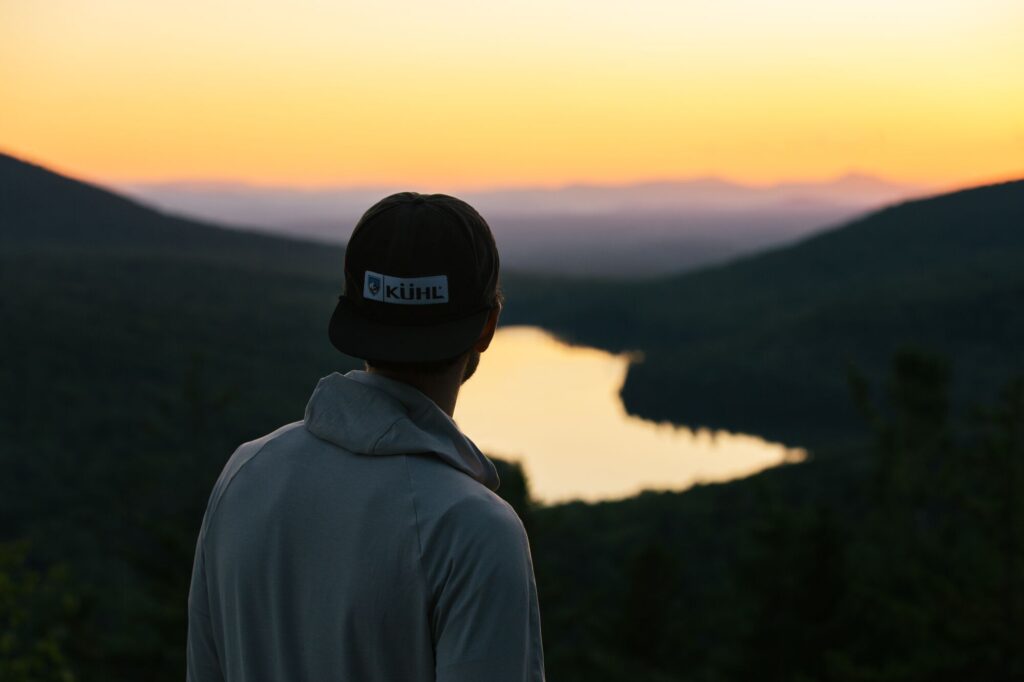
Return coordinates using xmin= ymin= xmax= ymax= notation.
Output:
xmin=363 ymin=270 xmax=449 ymax=305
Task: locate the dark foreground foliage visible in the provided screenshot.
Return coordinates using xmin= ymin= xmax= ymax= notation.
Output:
xmin=2 ymin=350 xmax=1022 ymax=681
xmin=525 ymin=350 xmax=1024 ymax=681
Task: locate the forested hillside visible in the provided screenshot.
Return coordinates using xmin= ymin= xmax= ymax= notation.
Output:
xmin=503 ymin=179 xmax=1024 ymax=446
xmin=1 ymin=154 xmax=364 ymax=680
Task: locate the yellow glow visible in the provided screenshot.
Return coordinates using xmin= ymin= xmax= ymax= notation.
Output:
xmin=457 ymin=327 xmax=805 ymax=503
xmin=2 ymin=0 xmax=1022 ymax=189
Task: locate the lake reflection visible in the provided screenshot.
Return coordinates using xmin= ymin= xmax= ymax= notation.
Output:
xmin=456 ymin=326 xmax=807 ymax=504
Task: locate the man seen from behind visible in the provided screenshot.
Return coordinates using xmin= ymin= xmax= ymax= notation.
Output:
xmin=186 ymin=192 xmax=545 ymax=681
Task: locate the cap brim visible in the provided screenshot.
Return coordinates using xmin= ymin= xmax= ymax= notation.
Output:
xmin=328 ymin=297 xmax=492 ymax=363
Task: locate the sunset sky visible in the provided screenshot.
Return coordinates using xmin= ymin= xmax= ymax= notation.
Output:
xmin=2 ymin=0 xmax=1022 ymax=190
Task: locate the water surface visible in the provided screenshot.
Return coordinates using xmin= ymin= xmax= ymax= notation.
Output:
xmin=456 ymin=326 xmax=806 ymax=504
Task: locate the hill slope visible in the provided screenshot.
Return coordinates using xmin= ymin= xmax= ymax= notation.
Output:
xmin=0 ymin=152 xmax=344 ymax=277
xmin=502 ymin=180 xmax=1024 ymax=446
xmin=1 ymin=152 xmax=361 ymax=465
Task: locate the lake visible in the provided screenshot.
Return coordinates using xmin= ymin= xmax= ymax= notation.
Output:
xmin=456 ymin=326 xmax=806 ymax=504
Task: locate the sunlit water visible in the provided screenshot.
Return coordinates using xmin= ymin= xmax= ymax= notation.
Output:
xmin=456 ymin=326 xmax=807 ymax=504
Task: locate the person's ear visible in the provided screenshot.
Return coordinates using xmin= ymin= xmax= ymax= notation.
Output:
xmin=473 ymin=302 xmax=502 ymax=353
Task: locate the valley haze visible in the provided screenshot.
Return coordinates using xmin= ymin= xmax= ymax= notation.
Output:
xmin=117 ymin=173 xmax=927 ymax=276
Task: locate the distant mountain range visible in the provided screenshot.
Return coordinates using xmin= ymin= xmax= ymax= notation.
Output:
xmin=115 ymin=173 xmax=928 ymax=276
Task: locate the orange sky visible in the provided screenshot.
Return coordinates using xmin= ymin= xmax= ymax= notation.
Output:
xmin=2 ymin=0 xmax=1022 ymax=190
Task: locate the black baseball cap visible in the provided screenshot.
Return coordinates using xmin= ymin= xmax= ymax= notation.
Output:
xmin=328 ymin=192 xmax=501 ymax=363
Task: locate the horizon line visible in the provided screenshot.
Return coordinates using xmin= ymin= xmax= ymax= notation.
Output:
xmin=5 ymin=145 xmax=1023 ymax=197
xmin=110 ymin=169 xmax=924 ymax=193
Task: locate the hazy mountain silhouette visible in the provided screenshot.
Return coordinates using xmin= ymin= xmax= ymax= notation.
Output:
xmin=116 ymin=172 xmax=926 ymax=276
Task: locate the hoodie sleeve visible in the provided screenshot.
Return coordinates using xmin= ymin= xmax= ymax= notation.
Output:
xmin=186 ymin=527 xmax=223 ymax=682
xmin=430 ymin=497 xmax=545 ymax=682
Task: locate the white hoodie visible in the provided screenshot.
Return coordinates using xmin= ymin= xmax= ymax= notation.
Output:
xmin=187 ymin=370 xmax=545 ymax=681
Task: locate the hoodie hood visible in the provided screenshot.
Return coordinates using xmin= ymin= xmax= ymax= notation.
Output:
xmin=303 ymin=370 xmax=500 ymax=490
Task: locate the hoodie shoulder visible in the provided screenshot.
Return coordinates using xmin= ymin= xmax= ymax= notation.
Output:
xmin=201 ymin=421 xmax=308 ymax=532
xmin=403 ymin=452 xmax=525 ymax=551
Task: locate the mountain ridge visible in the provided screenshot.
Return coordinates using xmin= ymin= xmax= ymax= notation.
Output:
xmin=502 ymin=177 xmax=1024 ymax=445
xmin=109 ymin=162 xmax=928 ymax=276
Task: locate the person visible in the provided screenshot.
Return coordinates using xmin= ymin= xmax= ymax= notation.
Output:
xmin=186 ymin=192 xmax=545 ymax=681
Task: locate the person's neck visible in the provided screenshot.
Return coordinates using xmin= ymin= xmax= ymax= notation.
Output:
xmin=366 ymin=363 xmax=466 ymax=417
